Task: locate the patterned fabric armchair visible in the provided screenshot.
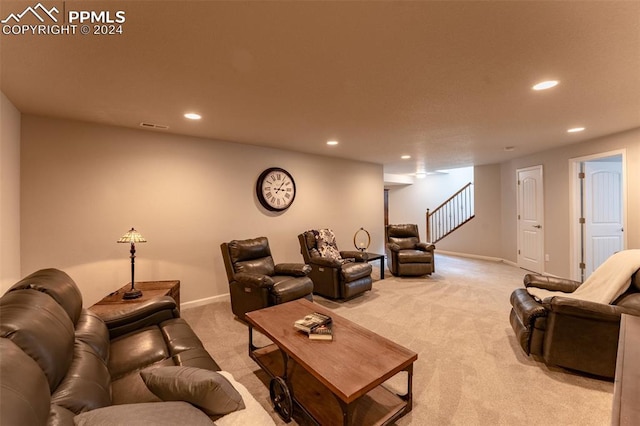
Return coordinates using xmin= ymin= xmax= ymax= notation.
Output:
xmin=221 ymin=236 xmax=314 ymax=319
xmin=298 ymin=229 xmax=372 ymax=300
xmin=386 ymin=224 xmax=435 ymax=276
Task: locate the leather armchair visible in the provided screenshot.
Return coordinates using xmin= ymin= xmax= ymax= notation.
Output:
xmin=386 ymin=224 xmax=435 ymax=276
xmin=221 ymin=236 xmax=313 ymax=319
xmin=298 ymin=229 xmax=372 ymax=300
xmin=509 ymin=270 xmax=640 ymax=378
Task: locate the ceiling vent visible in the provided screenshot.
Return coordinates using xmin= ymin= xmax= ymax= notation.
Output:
xmin=139 ymin=122 xmax=169 ymax=130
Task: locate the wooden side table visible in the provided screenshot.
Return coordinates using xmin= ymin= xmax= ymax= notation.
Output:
xmin=364 ymin=252 xmax=385 ymax=279
xmin=89 ymin=280 xmax=180 ymax=320
xmin=612 ymin=314 xmax=640 ymax=425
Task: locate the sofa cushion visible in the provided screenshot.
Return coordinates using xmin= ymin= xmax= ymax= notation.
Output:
xmin=140 ymin=366 xmax=245 ymax=416
xmin=161 ymin=318 xmax=210 ymax=356
xmin=0 ymin=289 xmax=75 ymax=391
xmin=110 ymin=360 xmax=173 ymax=405
xmin=109 ymin=326 xmax=169 ymax=380
xmin=172 ymin=347 xmax=222 ymax=371
xmin=51 ymin=341 xmax=112 ymax=414
xmin=341 ymin=262 xmax=372 ymax=282
xmin=615 ymin=292 xmax=640 ymax=310
xmin=271 ymin=276 xmax=314 ymax=304
xmin=74 ymin=309 xmax=110 ymax=363
xmin=0 ymin=339 xmax=51 ymax=426
xmin=73 ymin=401 xmax=213 ymax=426
xmin=7 ymin=268 xmax=83 ymax=325
xmin=397 ymin=249 xmax=432 ymax=263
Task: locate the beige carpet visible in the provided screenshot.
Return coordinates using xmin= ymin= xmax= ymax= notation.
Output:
xmin=182 ymin=254 xmax=614 ymax=425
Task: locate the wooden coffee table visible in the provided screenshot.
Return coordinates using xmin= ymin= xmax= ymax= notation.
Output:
xmin=245 ymin=299 xmax=417 ymax=425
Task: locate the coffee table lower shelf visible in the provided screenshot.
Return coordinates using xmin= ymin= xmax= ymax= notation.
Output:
xmin=250 ymin=342 xmax=409 ymax=425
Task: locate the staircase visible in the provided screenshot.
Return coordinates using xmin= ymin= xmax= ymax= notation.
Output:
xmin=426 ymin=182 xmax=475 ymax=243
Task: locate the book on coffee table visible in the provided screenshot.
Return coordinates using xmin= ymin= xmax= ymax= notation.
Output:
xmin=309 ymin=323 xmax=333 ymax=341
xmin=294 ymin=312 xmax=332 ymax=333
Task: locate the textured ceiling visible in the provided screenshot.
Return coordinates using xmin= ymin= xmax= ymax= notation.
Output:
xmin=2 ymin=1 xmax=639 ymax=175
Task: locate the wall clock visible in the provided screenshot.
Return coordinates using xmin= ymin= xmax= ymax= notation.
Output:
xmin=256 ymin=167 xmax=296 ymax=211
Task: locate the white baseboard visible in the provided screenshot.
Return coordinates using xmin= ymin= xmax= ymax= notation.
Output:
xmin=181 ymin=293 xmax=229 ymax=311
xmin=436 ymin=250 xmax=554 ymax=273
xmin=436 ymin=250 xmax=505 ymax=263
xmin=180 ymin=253 xmax=542 ymax=311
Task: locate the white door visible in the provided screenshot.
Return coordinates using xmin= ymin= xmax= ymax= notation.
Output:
xmin=584 ymin=160 xmax=624 ymax=278
xmin=517 ymin=166 xmax=544 ymax=273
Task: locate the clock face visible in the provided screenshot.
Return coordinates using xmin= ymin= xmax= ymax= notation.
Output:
xmin=256 ymin=167 xmax=296 ymax=211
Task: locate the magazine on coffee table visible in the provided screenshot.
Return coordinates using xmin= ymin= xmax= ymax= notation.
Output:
xmin=308 ymin=322 xmax=333 ymax=341
xmin=293 ymin=312 xmax=332 ymax=333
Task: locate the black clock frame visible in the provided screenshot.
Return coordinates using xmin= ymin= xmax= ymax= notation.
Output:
xmin=256 ymin=167 xmax=296 ymax=211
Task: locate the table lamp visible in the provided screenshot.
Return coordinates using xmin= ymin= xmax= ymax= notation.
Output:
xmin=117 ymin=227 xmax=147 ymax=299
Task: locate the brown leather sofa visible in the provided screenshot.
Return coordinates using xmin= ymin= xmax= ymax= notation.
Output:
xmin=221 ymin=236 xmax=314 ymax=319
xmin=509 ymin=270 xmax=640 ymax=378
xmin=298 ymin=229 xmax=372 ymax=300
xmin=0 ymin=268 xmax=224 ymax=425
xmin=386 ymin=224 xmax=435 ymax=276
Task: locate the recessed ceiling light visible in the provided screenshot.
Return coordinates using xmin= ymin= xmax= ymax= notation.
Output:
xmin=532 ymin=80 xmax=559 ymax=91
xmin=401 ymin=155 xmax=411 ymax=159
xmin=567 ymin=127 xmax=585 ymax=133
xmin=327 ymin=140 xmax=339 ymax=146
xmin=184 ymin=113 xmax=201 ymax=120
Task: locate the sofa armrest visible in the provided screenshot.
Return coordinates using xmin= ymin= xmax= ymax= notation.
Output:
xmin=524 ymin=274 xmax=581 ymax=293
xmin=234 ymin=272 xmax=274 ymax=288
xmin=102 ymin=296 xmax=179 ymax=339
xmin=386 ymin=243 xmax=401 ymax=253
xmin=510 ymin=288 xmax=547 ymax=327
xmin=274 ymin=263 xmax=311 ymax=277
xmin=340 ymin=251 xmax=368 ymax=262
xmin=546 ymin=296 xmax=638 ymax=322
xmin=416 ymin=242 xmax=435 ymax=251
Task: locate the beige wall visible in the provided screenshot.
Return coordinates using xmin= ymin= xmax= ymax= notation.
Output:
xmin=387 ymin=128 xmax=639 ymax=278
xmin=387 ymin=165 xmax=503 ymax=259
xmin=0 ymin=92 xmax=21 ymax=292
xmin=387 ymin=167 xmax=473 ymax=240
xmin=500 ymin=128 xmax=640 ymax=277
xmin=436 ymin=164 xmax=503 ymax=258
xmin=21 ymin=115 xmax=384 ymax=306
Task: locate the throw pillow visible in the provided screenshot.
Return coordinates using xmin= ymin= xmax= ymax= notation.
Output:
xmin=140 ymin=366 xmax=245 ymax=417
xmin=314 ymin=229 xmax=343 ymax=262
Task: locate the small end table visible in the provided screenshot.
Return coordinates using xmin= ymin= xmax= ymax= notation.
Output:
xmin=363 ymin=253 xmax=385 ymax=279
xmin=89 ymin=280 xmax=180 ymax=320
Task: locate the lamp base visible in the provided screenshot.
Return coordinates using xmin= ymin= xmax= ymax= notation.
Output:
xmin=123 ymin=288 xmax=142 ymax=300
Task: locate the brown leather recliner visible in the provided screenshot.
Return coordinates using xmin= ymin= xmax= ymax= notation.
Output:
xmin=509 ymin=270 xmax=640 ymax=379
xmin=221 ymin=236 xmax=314 ymax=319
xmin=298 ymin=229 xmax=372 ymax=300
xmin=386 ymin=224 xmax=435 ymax=276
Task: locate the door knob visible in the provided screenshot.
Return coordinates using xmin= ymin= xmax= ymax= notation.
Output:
xmin=533 ymin=225 xmax=542 ymax=229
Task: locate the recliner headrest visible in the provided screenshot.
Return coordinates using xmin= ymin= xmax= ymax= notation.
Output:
xmin=387 ymin=224 xmax=420 ymax=238
xmin=227 ymin=237 xmax=271 ymax=263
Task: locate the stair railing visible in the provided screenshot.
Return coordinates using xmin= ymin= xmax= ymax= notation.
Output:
xmin=426 ymin=182 xmax=475 ymax=243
